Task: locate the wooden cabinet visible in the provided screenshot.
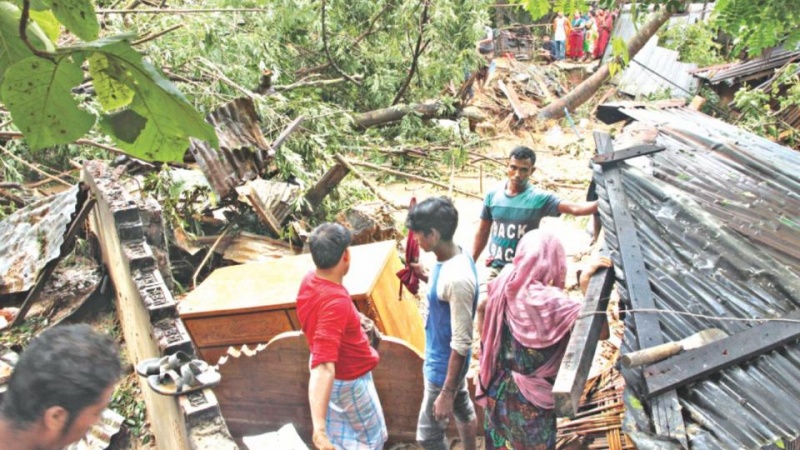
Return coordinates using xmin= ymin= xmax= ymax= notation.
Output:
xmin=178 ymin=241 xmax=425 ymax=363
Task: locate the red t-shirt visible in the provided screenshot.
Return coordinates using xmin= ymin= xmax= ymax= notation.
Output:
xmin=296 ymin=272 xmax=379 ymax=380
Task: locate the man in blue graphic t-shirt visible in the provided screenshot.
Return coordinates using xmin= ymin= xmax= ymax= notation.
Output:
xmin=472 ymin=146 xmax=598 ymax=278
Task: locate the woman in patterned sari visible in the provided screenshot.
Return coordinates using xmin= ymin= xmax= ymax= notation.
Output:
xmin=476 ymin=230 xmax=609 ymax=450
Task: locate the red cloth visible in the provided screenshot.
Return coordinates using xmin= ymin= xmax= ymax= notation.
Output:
xmin=296 ymin=272 xmax=379 ymax=380
xmin=397 ymin=197 xmax=420 ymax=296
xmin=593 ymin=15 xmax=613 ymax=59
xmin=567 ymin=30 xmax=585 ymax=59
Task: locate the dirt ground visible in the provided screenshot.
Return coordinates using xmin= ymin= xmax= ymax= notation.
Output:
xmin=381 ymin=128 xmax=607 ymax=450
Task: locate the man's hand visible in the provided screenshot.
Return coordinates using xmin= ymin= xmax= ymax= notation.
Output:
xmin=579 ymin=257 xmax=613 ymax=293
xmin=433 ymin=390 xmax=455 ymax=421
xmin=410 ymin=262 xmax=429 ymax=283
xmin=313 ymin=428 xmax=335 ymax=450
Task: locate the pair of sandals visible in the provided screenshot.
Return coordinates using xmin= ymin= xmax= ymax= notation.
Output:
xmin=136 ymin=351 xmax=221 ymax=396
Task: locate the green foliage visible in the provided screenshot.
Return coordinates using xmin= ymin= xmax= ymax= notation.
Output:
xmin=1 ymin=56 xmax=95 ymax=149
xmin=0 ymin=1 xmax=53 ymax=83
xmin=732 ymin=63 xmax=800 ymax=146
xmin=714 ymin=0 xmax=800 ymax=57
xmin=660 ymin=21 xmax=727 ymax=67
xmin=0 ymin=1 xmax=218 ymax=162
xmin=43 ymin=0 xmax=99 ymax=40
xmin=508 ymin=0 xmax=551 ymax=20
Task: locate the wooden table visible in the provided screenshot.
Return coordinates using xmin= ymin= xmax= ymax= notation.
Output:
xmin=178 ymin=241 xmax=425 ymax=363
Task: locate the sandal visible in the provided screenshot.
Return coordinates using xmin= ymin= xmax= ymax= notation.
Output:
xmin=147 ymin=361 xmax=221 ymax=396
xmin=136 ymin=351 xmax=208 ymax=377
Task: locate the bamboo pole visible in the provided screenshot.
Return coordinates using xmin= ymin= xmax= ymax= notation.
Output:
xmin=347 ymin=159 xmax=484 ymax=200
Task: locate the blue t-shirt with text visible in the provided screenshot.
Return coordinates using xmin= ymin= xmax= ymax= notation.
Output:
xmin=480 ymin=184 xmax=561 ymax=268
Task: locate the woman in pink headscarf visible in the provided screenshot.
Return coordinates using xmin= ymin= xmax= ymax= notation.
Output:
xmin=476 ymin=230 xmax=610 ymax=450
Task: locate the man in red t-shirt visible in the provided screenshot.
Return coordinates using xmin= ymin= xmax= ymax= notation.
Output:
xmin=296 ymin=223 xmax=387 ymax=450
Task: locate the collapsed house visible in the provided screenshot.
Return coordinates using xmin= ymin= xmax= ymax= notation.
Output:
xmin=578 ymin=102 xmax=800 ymax=449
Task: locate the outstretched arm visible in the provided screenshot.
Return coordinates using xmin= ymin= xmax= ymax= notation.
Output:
xmin=558 ymin=200 xmax=598 ymax=216
xmin=472 ymin=219 xmax=492 ymax=263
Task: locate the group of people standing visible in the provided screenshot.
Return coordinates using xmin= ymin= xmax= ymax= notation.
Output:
xmin=551 ymin=8 xmax=615 ymax=62
xmin=300 ymin=146 xmax=609 ymax=450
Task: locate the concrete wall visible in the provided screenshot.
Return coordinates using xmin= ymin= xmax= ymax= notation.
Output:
xmin=84 ymin=162 xmax=237 ymax=450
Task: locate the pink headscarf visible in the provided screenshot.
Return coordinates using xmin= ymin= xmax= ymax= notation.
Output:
xmin=476 ymin=230 xmax=581 ymax=409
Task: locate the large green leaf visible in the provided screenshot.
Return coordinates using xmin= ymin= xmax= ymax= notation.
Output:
xmin=0 ymin=2 xmax=53 ymax=82
xmin=0 ymin=55 xmax=95 ymax=149
xmin=80 ymin=36 xmax=218 ymax=162
xmin=88 ymin=52 xmax=134 ymax=111
xmin=39 ymin=0 xmax=98 ymax=41
xmin=29 ymin=9 xmax=60 ymax=43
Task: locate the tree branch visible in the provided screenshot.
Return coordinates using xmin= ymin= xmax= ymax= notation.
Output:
xmin=391 ymin=0 xmax=430 ymax=105
xmin=296 ymin=2 xmax=393 ymax=77
xmin=19 ymin=0 xmax=53 ymax=60
xmin=132 ymin=23 xmax=184 ymax=45
xmin=320 ymin=0 xmax=362 ymax=86
xmin=274 ymin=75 xmax=363 ymax=92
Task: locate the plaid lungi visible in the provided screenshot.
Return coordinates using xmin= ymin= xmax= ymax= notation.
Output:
xmin=327 ymin=371 xmax=387 ymax=450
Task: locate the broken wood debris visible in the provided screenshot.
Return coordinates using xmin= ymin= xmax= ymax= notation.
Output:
xmin=236 ymin=179 xmax=302 ymax=236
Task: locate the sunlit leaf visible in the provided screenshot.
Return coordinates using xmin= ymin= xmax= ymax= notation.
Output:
xmin=29 ymin=9 xmax=60 ymax=43
xmin=88 ymin=52 xmax=134 ymax=111
xmin=38 ymin=0 xmax=99 ymax=41
xmin=0 ymin=55 xmax=94 ymax=149
xmin=76 ymin=36 xmax=217 ymax=162
xmin=0 ymin=1 xmax=53 ymax=82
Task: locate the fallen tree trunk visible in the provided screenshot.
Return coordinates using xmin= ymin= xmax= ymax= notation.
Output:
xmin=537 ymin=5 xmax=677 ymax=120
xmin=353 ymin=101 xmax=488 ymax=129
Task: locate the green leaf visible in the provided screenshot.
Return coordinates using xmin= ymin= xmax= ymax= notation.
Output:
xmin=29 ymin=9 xmax=60 ymax=43
xmin=88 ymin=52 xmax=134 ymax=110
xmin=78 ymin=36 xmax=217 ymax=162
xmin=0 ymin=1 xmax=53 ymax=82
xmin=0 ymin=55 xmax=95 ymax=149
xmin=40 ymin=0 xmax=99 ymax=41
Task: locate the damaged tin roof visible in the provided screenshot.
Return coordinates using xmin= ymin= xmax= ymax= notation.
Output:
xmin=693 ymin=48 xmax=800 ymax=85
xmin=594 ymin=104 xmax=800 ymax=449
xmin=187 ymin=97 xmax=273 ymax=199
xmin=605 ymin=6 xmax=701 ymax=98
xmin=0 ymin=186 xmax=79 ymax=295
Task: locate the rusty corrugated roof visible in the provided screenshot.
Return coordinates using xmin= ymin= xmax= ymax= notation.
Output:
xmin=188 ymin=97 xmax=273 ymax=198
xmin=594 ymin=104 xmax=800 ymax=449
xmin=694 ymin=49 xmax=800 ymax=85
xmin=0 ymin=186 xmax=79 ymax=295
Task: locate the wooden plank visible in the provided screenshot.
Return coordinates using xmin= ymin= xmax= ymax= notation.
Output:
xmin=645 ymin=309 xmax=800 ymax=397
xmin=552 ymin=254 xmax=615 ymax=417
xmin=497 ymin=80 xmax=528 ymax=120
xmin=184 ymin=309 xmax=294 ymax=348
xmin=590 ymin=144 xmax=665 ymax=166
xmin=595 ymin=131 xmax=687 ymax=447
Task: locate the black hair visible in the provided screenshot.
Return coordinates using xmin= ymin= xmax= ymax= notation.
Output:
xmin=405 ymin=197 xmax=458 ymax=242
xmin=1 ymin=324 xmax=121 ymax=430
xmin=309 ymin=223 xmax=352 ymax=269
xmin=509 ymin=146 xmax=537 ymax=165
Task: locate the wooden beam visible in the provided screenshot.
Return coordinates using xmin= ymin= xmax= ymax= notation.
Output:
xmin=645 ymin=310 xmax=800 ymax=397
xmin=596 ymin=131 xmax=688 ymax=447
xmin=497 ymin=80 xmax=528 ymax=120
xmin=591 ymin=144 xmax=665 ymax=166
xmin=553 ymin=250 xmax=616 ymax=417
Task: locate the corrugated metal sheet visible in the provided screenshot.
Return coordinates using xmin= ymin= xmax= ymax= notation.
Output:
xmin=188 ymin=97 xmax=273 ymax=199
xmin=594 ymin=104 xmax=800 ymax=449
xmin=695 ymin=49 xmax=800 ymax=85
xmin=0 ymin=186 xmax=79 ymax=295
xmin=605 ymin=7 xmax=701 ymax=98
